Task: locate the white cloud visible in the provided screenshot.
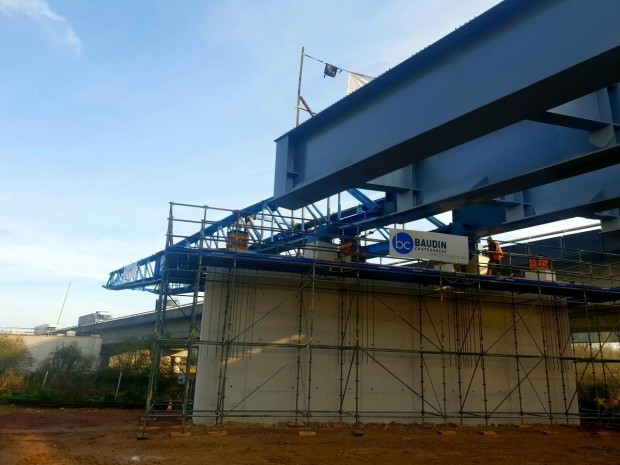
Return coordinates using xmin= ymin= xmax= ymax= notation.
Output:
xmin=0 ymin=0 xmax=83 ymax=56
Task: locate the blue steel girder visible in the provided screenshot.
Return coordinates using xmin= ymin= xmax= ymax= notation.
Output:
xmin=425 ymin=216 xmax=446 ymax=229
xmin=273 ymin=0 xmax=620 ymax=209
xmin=446 ymin=165 xmax=620 ymax=238
xmin=500 ymin=165 xmax=620 ymax=230
xmin=346 ymin=188 xmax=380 ymax=212
xmin=340 ymin=121 xmax=620 ymax=229
xmin=600 ymin=209 xmax=620 ymax=234
xmin=532 ymin=88 xmax=620 ymax=137
xmin=360 ymin=86 xmax=619 ymax=197
xmin=362 ymin=161 xmax=620 ymax=253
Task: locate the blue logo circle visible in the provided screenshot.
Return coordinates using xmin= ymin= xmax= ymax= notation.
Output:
xmin=392 ymin=232 xmax=414 ymax=254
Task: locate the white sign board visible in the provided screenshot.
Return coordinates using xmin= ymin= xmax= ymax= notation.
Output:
xmin=388 ymin=229 xmax=469 ymax=264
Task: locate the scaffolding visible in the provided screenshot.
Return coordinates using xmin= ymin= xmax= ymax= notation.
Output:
xmin=141 ymin=201 xmax=620 ymax=427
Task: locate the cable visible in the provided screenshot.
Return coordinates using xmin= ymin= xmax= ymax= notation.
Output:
xmin=303 ymin=53 xmax=374 ymax=78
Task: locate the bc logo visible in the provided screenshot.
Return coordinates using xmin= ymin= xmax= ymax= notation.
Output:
xmin=392 ymin=232 xmax=414 ymax=254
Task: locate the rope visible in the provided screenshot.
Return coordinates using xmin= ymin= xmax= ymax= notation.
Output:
xmin=304 ymin=53 xmax=374 ymax=78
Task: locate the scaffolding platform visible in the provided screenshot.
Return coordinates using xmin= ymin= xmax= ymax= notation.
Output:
xmin=160 ymin=247 xmax=620 ymax=303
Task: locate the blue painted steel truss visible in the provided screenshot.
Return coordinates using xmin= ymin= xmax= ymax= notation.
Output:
xmin=106 ymin=191 xmax=394 ymax=292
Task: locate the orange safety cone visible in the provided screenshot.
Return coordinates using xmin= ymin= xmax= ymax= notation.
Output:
xmin=167 ymin=402 xmax=173 ymax=412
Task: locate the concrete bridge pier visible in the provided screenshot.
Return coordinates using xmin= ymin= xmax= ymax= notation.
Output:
xmin=193 ymin=267 xmax=579 ymax=424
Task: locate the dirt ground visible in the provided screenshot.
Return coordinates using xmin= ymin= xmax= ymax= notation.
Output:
xmin=1 ymin=405 xmax=620 ymax=465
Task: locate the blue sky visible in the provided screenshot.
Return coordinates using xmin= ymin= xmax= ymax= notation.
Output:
xmin=0 ymin=0 xmax=533 ymax=329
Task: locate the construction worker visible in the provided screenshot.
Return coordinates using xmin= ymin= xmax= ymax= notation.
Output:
xmin=486 ymin=237 xmax=504 ymax=275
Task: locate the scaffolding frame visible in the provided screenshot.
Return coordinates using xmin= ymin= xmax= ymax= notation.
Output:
xmin=141 ymin=202 xmax=620 ymax=427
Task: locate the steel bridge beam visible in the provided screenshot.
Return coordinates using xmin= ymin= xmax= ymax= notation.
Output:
xmin=364 ymin=164 xmax=620 ymax=255
xmin=372 ymin=120 xmax=618 ymax=220
xmin=274 ymin=0 xmax=620 ymax=209
xmin=500 ymin=165 xmax=620 ymax=229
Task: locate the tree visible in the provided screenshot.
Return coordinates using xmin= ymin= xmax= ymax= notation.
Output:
xmin=108 ymin=338 xmax=152 ymax=374
xmin=0 ymin=335 xmax=34 ymax=375
xmin=39 ymin=342 xmax=96 ymax=374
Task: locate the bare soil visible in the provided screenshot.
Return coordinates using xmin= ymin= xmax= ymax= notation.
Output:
xmin=1 ymin=405 xmax=619 ymax=465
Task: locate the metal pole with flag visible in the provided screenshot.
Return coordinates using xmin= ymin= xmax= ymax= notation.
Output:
xmin=296 ymin=50 xmax=374 ymax=124
xmin=296 ymin=46 xmax=305 ymax=127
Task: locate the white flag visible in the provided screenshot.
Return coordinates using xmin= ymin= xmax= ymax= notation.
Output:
xmin=347 ymin=72 xmax=374 ymax=94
